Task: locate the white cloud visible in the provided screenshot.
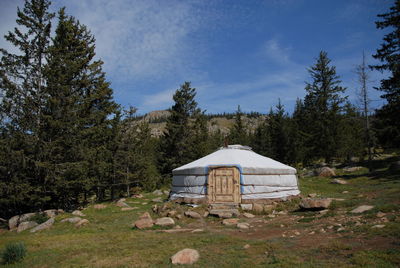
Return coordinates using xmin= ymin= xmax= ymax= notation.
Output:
xmin=263 ymin=39 xmax=291 ymax=64
xmin=53 ymin=0 xmax=204 ymax=81
xmin=142 ymin=88 xmax=175 ymax=109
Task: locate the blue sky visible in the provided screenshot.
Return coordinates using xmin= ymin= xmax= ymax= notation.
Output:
xmin=0 ymin=0 xmax=392 ymax=115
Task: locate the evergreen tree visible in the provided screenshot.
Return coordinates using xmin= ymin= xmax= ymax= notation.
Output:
xmin=267 ymin=100 xmax=289 ymax=163
xmin=0 ymin=0 xmax=54 ymax=217
xmin=287 ymin=98 xmax=308 ymax=165
xmin=40 ymin=8 xmax=119 ymax=206
xmin=159 ymin=82 xmax=200 ymax=179
xmin=229 ymin=105 xmax=249 ymax=145
xmin=371 ymin=0 xmax=400 ymax=148
xmin=337 ymin=102 xmax=364 ymax=161
xmin=303 ymin=51 xmax=346 ymax=163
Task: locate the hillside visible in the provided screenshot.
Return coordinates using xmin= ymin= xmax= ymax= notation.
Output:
xmin=135 ymin=110 xmax=267 ymax=137
xmin=1 ymin=156 xmax=399 ymax=267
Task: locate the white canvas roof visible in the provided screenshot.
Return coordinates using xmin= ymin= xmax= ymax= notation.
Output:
xmin=173 ymin=145 xmax=297 ymax=175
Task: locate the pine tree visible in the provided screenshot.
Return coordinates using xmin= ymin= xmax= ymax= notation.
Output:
xmin=229 ymin=105 xmax=249 ymax=145
xmin=303 ymin=51 xmax=346 ymax=163
xmin=337 ymin=102 xmax=364 ymax=162
xmin=287 ymin=98 xmax=308 ymax=165
xmin=40 ymin=8 xmax=118 ymax=207
xmin=159 ymin=82 xmax=200 ymax=179
xmin=267 ymin=100 xmax=289 ymax=163
xmin=0 ymin=0 xmax=54 ymax=217
xmin=371 ymin=0 xmax=400 ymax=148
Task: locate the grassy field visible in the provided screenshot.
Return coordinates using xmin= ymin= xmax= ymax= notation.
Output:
xmin=1 ymin=158 xmax=400 ymax=267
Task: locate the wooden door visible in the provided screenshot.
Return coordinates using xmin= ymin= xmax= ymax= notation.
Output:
xmin=207 ymin=167 xmax=240 ymax=203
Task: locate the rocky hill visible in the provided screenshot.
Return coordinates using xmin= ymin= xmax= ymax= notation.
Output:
xmin=135 ymin=110 xmax=267 ymax=137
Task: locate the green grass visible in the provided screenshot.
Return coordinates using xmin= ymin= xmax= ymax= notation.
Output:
xmin=1 ymin=161 xmax=400 ymax=267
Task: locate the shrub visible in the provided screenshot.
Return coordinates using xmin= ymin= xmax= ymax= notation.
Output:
xmin=1 ymin=242 xmax=27 ymax=264
xmin=29 ymin=212 xmax=49 ymax=224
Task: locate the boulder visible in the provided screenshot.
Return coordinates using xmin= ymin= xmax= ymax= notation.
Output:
xmin=133 ymin=212 xmax=154 ymax=229
xmin=184 ymin=211 xmax=201 ymax=219
xmin=242 ymin=212 xmax=255 ymax=218
xmin=167 ymin=210 xmax=177 ymax=217
xmin=222 ymin=218 xmax=239 ymax=226
xmin=171 ymin=249 xmax=199 ymax=265
xmin=240 ymin=204 xmax=253 ymax=211
xmin=237 ymin=223 xmax=250 ymax=229
xmin=155 ymin=217 xmax=175 ymax=227
xmin=308 ymin=193 xmax=317 ymax=198
xmin=252 ymin=203 xmax=264 ymax=213
xmin=376 ymin=212 xmax=386 ymax=218
xmin=93 ymin=204 xmax=107 ymax=209
xmin=243 ymin=244 xmax=250 ymax=249
xmin=61 ymin=217 xmax=82 ymax=223
xmin=163 ymin=190 xmax=170 ymax=196
xmin=9 ymin=215 xmax=20 ymax=230
xmin=299 ymin=198 xmax=332 ymax=210
xmin=153 ymin=189 xmax=163 ymax=196
xmin=30 ymin=218 xmax=54 ymax=233
xmin=331 ymin=179 xmax=348 ymax=185
xmin=203 ymin=211 xmax=209 ymax=218
xmin=350 ymin=205 xmax=374 ymax=213
xmin=19 ymin=213 xmax=35 ymax=223
xmin=75 ymin=219 xmax=89 ymax=228
xmin=116 ymin=200 xmax=130 ymax=208
xmin=72 ymin=210 xmax=86 ymax=217
xmin=44 ymin=209 xmax=58 ymax=218
xmin=17 ymin=221 xmax=38 ymax=233
xmin=317 ymin=167 xmax=336 ymax=177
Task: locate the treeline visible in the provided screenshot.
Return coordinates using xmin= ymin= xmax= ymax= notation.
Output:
xmin=0 ymin=1 xmax=161 ymax=218
xmin=1 ymin=0 xmax=399 ymax=218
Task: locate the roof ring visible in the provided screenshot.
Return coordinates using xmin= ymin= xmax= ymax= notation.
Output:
xmin=219 ymin=144 xmax=253 ymax=151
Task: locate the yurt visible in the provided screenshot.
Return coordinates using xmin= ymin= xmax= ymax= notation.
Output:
xmin=170 ymin=145 xmax=300 ymax=205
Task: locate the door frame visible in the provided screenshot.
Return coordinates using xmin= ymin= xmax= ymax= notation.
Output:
xmin=206 ymin=165 xmax=242 ymax=204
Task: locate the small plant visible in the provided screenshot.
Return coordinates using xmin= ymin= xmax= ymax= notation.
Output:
xmin=29 ymin=212 xmax=49 ymax=224
xmin=1 ymin=242 xmax=27 ymax=264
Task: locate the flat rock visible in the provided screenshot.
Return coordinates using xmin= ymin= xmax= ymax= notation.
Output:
xmin=94 ymin=204 xmax=107 ymax=209
xmin=72 ymin=210 xmax=86 ymax=217
xmin=75 ymin=219 xmax=89 ymax=227
xmin=155 ymin=217 xmax=175 ymax=226
xmin=300 ymin=198 xmax=332 ymax=210
xmin=243 ymin=212 xmax=255 ymax=218
xmin=350 ymin=205 xmax=374 ymax=213
xmin=191 ymin=229 xmax=204 ymax=233
xmin=331 ymin=179 xmax=348 ymax=185
xmin=171 ymin=248 xmax=199 ymax=265
xmin=184 ymin=211 xmax=201 ymax=219
xmin=376 ymin=212 xmax=386 ymax=218
xmin=61 ymin=217 xmax=82 ymax=223
xmin=237 ymin=223 xmax=250 ymax=229
xmin=372 ymin=224 xmax=385 ymax=229
xmin=209 ymin=209 xmax=239 ymax=218
xmin=17 ymin=221 xmax=38 ymax=233
xmin=121 ymin=207 xmax=136 ymax=211
xmin=343 ymin=166 xmax=363 ymax=172
xmin=222 ymin=218 xmax=239 ymax=226
xmin=132 ymin=194 xmax=143 ymax=198
xmin=152 ymin=197 xmax=163 ymax=203
xmin=243 ymin=244 xmax=250 ymax=249
xmin=308 ymin=193 xmax=317 ymax=198
xmin=30 ymin=218 xmax=54 ymax=233
xmin=153 ymin=189 xmax=163 ymax=196
xmin=240 ymin=204 xmax=253 ymax=211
